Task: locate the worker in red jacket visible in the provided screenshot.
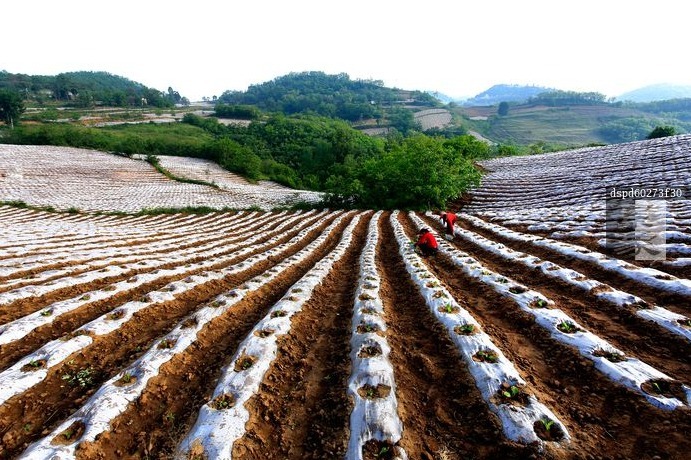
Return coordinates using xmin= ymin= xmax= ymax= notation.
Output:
xmin=440 ymin=211 xmax=457 ymax=239
xmin=414 ymin=228 xmax=438 ymax=257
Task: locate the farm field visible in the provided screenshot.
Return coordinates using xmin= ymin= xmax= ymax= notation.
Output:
xmin=0 ymin=136 xmax=689 ymax=459
xmin=0 ymin=145 xmax=322 ymax=212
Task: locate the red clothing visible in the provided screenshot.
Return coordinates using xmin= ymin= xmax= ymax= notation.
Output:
xmin=416 ymin=231 xmax=438 ymax=249
xmin=442 ymin=212 xmax=457 ymax=233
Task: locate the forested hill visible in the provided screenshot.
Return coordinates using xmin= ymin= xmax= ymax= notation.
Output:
xmin=217 ymin=71 xmax=440 ymax=121
xmin=0 ymin=70 xmax=183 ymax=107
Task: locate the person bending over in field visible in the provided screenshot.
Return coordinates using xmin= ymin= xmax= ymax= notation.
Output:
xmin=414 ymin=228 xmax=438 ymax=257
xmin=440 ymin=211 xmax=457 ymax=240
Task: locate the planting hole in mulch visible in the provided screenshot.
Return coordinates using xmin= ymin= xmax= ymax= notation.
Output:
xmin=103 ymin=284 xmax=117 ymax=291
xmin=432 ymin=290 xmax=448 ymax=299
xmin=107 ymin=309 xmax=125 ymax=320
xmin=356 ymin=322 xmax=380 ymax=334
xmin=493 ymin=382 xmax=530 ymax=407
xmin=677 ymin=318 xmax=691 ymax=328
xmin=140 ymin=294 xmax=152 ymax=303
xmin=363 ymin=283 xmax=377 ymax=289
xmin=127 ymin=276 xmax=138 ymax=283
xmin=210 ymin=393 xmax=236 ymax=410
xmin=21 ymin=359 xmax=47 ymax=372
xmin=51 ymin=420 xmax=86 ymax=445
xmin=60 ymin=330 xmax=90 ymax=341
xmin=654 ymin=273 xmax=674 ymax=280
xmin=181 ymin=316 xmax=199 ymax=328
xmin=508 ymin=286 xmax=528 ymax=294
xmin=473 ymin=349 xmax=500 ymax=363
xmin=592 ymin=348 xmax=627 ymax=362
xmin=357 ymin=384 xmax=391 ymax=400
xmin=359 ymin=292 xmax=375 ymax=301
xmin=455 ymin=323 xmax=479 ymax=335
xmin=438 ymin=303 xmax=460 ymax=314
xmin=530 ymin=298 xmax=550 ymax=309
xmin=234 ymin=354 xmax=257 ymax=372
xmin=360 ymin=306 xmax=378 ymax=315
xmin=641 ymin=379 xmax=688 ymax=402
xmin=40 ymin=308 xmax=53 ymax=317
xmin=426 ymin=281 xmax=440 ymax=288
xmin=186 ymin=438 xmax=208 ymax=460
xmin=362 ymin=439 xmax=396 ymax=460
xmin=358 ymin=341 xmax=383 ymax=358
xmin=271 ymin=309 xmax=287 ymax=318
xmin=533 ymin=417 xmax=566 ymax=442
xmin=114 ymin=371 xmax=137 ymax=387
xmin=158 ymin=337 xmax=177 ymax=349
xmin=556 ymin=320 xmax=582 ymax=334
xmin=254 ymin=328 xmax=275 ymax=338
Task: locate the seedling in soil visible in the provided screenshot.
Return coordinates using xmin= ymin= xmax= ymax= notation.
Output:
xmin=365 ymin=276 xmax=377 ymax=281
xmin=51 ymin=421 xmax=85 ymax=445
xmin=473 ymin=349 xmax=499 ymax=363
xmin=287 ymin=295 xmax=299 ymax=301
xmin=79 ymin=294 xmax=91 ymax=301
xmin=359 ymin=293 xmax=375 ymax=301
xmin=40 ymin=309 xmax=53 ymax=317
xmin=103 ymin=284 xmax=117 ymax=291
xmin=21 ymin=359 xmax=47 ymax=372
xmin=641 ymin=379 xmax=687 ymax=401
xmin=211 ymin=393 xmax=236 ymax=410
xmin=357 ymin=384 xmax=392 ymax=399
xmin=292 ymin=288 xmax=303 ymax=293
xmin=158 ymin=338 xmax=176 ymax=349
xmin=60 ymin=330 xmax=88 ymax=341
xmin=363 ymin=283 xmax=377 ymax=290
xmin=234 ymin=355 xmax=257 ymax=372
xmin=116 ymin=371 xmax=136 ymax=386
xmin=358 ymin=342 xmax=383 ymax=358
xmin=361 ymin=307 xmax=378 ymax=315
xmin=140 ymin=294 xmax=152 ymax=303
xmin=439 ymin=303 xmax=459 ymax=314
xmin=271 ymin=310 xmax=287 ymax=318
xmin=357 ymin=323 xmax=380 ymax=334
xmin=107 ymin=309 xmax=125 ymax=320
xmin=509 ymin=286 xmax=527 ymax=294
xmin=22 ymin=423 xmax=32 ymax=433
xmin=62 ymin=367 xmax=95 ymax=388
xmin=454 ymin=323 xmax=477 ymax=335
xmin=496 ymin=382 xmax=529 ymax=406
xmin=592 ymin=348 xmax=627 ymax=363
xmin=362 ymin=439 xmax=397 ymax=460
xmin=677 ymin=319 xmax=691 ymax=328
xmin=255 ymin=328 xmax=275 ymax=338
xmin=426 ymin=281 xmax=440 ymax=288
xmin=556 ymin=320 xmax=580 ymax=334
xmin=530 ymin=298 xmax=549 ymax=308
xmin=495 ymin=277 xmax=509 ymax=284
xmin=209 ymin=299 xmax=226 ymax=308
xmin=432 ymin=290 xmax=447 ymax=299
xmin=533 ymin=417 xmax=565 ymax=441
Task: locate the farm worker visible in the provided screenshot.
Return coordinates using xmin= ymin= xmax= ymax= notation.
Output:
xmin=440 ymin=211 xmax=457 ymax=239
xmin=414 ymin=228 xmax=438 ymax=257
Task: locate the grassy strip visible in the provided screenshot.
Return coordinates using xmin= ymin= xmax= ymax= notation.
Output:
xmin=144 ymin=154 xmax=220 ymax=189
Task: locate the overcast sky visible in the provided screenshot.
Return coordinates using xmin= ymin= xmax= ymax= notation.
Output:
xmin=3 ymin=0 xmax=690 ymax=101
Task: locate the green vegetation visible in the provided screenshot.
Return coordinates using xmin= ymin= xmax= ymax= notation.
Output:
xmin=647 ymin=125 xmax=678 ymax=139
xmin=0 ymin=70 xmax=183 ymax=107
xmin=0 ymin=89 xmax=25 ymax=128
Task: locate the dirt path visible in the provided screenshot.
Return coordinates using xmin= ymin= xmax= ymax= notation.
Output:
xmin=377 ymin=212 xmax=539 ymax=460
xmin=233 ymin=213 xmax=370 ymax=459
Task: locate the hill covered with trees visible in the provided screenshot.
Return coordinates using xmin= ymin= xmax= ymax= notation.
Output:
xmin=0 ymin=70 xmax=185 ymax=107
xmin=217 ymin=71 xmax=440 ymax=122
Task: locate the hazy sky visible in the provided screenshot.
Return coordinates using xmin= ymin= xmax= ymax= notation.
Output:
xmin=3 ymin=0 xmax=690 ymax=101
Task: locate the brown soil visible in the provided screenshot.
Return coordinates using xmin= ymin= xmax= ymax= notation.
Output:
xmin=400 ymin=213 xmax=691 ymax=460
xmin=233 ymin=213 xmax=369 ymax=459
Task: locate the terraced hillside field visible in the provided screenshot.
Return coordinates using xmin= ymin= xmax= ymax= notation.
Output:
xmin=0 ymin=136 xmax=689 ymax=460
xmin=0 ymin=145 xmax=322 ymax=212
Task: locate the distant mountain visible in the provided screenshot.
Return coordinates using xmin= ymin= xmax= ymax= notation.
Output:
xmin=616 ymin=83 xmax=691 ymax=103
xmin=461 ymin=84 xmax=552 ymax=106
xmin=426 ymin=91 xmax=455 ymax=104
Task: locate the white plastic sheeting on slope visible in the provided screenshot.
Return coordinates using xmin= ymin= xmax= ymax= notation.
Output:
xmin=392 ymin=212 xmax=569 ymax=445
xmin=346 ymin=211 xmax=407 ymax=460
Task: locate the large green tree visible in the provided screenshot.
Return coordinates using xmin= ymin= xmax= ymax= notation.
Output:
xmin=0 ymin=89 xmax=25 ymax=129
